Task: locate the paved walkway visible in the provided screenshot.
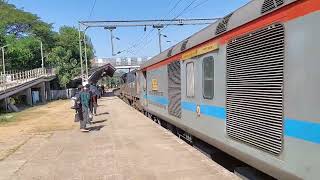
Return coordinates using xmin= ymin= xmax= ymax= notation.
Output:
xmin=0 ymin=95 xmax=238 ymax=180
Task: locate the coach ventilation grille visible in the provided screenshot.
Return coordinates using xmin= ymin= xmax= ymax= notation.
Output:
xmin=215 ymin=13 xmax=233 ymax=35
xmin=167 ymin=48 xmax=173 ymax=57
xmin=261 ymin=0 xmax=284 ymax=14
xmin=226 ymin=23 xmax=285 ymax=155
xmin=168 ymin=61 xmax=182 ymax=118
xmin=180 ymin=40 xmax=189 ymax=51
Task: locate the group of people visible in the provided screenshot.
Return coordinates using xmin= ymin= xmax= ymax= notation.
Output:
xmin=72 ymin=83 xmax=105 ymax=132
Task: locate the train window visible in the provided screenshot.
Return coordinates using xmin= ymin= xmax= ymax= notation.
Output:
xmin=186 ymin=62 xmax=195 ymax=97
xmin=203 ymin=56 xmax=214 ymax=99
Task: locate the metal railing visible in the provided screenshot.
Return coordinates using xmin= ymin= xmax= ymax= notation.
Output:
xmin=0 ymin=68 xmax=55 ymax=92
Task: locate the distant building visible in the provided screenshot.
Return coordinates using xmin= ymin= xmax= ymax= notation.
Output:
xmin=93 ymin=57 xmax=151 ymax=67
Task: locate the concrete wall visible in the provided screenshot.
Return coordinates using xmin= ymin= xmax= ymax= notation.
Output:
xmin=50 ymin=89 xmax=76 ymax=100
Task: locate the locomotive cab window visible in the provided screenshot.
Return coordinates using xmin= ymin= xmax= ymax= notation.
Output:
xmin=203 ymin=56 xmax=214 ymax=99
xmin=186 ymin=62 xmax=195 ymax=97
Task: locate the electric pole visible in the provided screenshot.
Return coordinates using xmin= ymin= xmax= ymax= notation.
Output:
xmin=78 ymin=25 xmax=84 ymax=84
xmin=83 ymin=33 xmax=89 ymax=81
xmin=153 ymin=25 xmax=164 ymax=53
xmin=40 ymin=41 xmax=44 ymax=69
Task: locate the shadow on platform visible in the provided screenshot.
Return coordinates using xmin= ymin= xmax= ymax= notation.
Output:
xmin=97 ymin=112 xmax=109 ymax=116
xmin=88 ymin=125 xmax=105 ymax=131
xmin=92 ymin=119 xmax=107 ymax=124
xmin=103 ymin=91 xmax=115 ymax=97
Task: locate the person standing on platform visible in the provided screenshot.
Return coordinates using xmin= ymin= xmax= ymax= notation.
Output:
xmin=73 ymin=85 xmax=83 ymax=123
xmin=79 ymin=84 xmax=91 ymax=132
xmin=98 ymin=86 xmax=102 ymax=98
xmin=101 ymin=85 xmax=105 ymax=96
xmin=90 ymin=83 xmax=98 ymax=116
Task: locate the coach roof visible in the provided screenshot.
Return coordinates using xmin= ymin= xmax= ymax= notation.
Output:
xmin=140 ymin=0 xmax=297 ymax=69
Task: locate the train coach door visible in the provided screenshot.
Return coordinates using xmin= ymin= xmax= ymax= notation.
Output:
xmin=184 ymin=58 xmax=200 ymax=118
xmin=168 ymin=61 xmax=182 ymax=118
xmin=198 ymin=52 xmax=217 ymax=120
xmin=142 ymin=71 xmax=147 ymax=107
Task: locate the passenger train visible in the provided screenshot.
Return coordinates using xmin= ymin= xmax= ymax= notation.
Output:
xmin=118 ymin=0 xmax=320 ymax=179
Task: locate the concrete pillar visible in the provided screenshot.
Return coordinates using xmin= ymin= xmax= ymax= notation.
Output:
xmin=26 ymin=88 xmax=32 ymax=106
xmin=45 ymin=81 xmax=51 ymax=101
xmin=0 ymin=99 xmax=6 ymax=110
xmin=40 ymin=82 xmax=46 ymax=103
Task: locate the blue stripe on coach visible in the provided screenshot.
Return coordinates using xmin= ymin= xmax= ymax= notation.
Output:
xmin=181 ymin=101 xmax=197 ymax=112
xmin=146 ymin=95 xmax=169 ymax=105
xmin=284 ymin=118 xmax=320 ymax=144
xmin=147 ymin=97 xmax=320 ymax=144
xmin=182 ymin=101 xmax=226 ymax=120
xmin=200 ymin=104 xmax=226 ymax=120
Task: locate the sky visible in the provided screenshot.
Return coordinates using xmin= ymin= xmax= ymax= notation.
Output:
xmin=9 ymin=0 xmax=250 ymax=58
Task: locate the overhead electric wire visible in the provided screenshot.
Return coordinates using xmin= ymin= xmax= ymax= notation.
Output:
xmin=133 ymin=0 xmax=194 ymax=54
xmin=120 ymin=28 xmax=154 ymax=56
xmin=165 ymin=0 xmax=185 ymax=19
xmin=120 ymin=0 xmax=185 ymax=56
xmin=173 ymin=0 xmax=199 ymax=19
xmin=121 ymin=0 xmax=208 ymax=56
xmin=88 ymin=0 xmax=97 ymax=19
xmin=183 ymin=0 xmax=211 ymax=16
xmin=190 ymin=0 xmax=210 ymax=11
xmin=135 ymin=0 xmax=200 ymax=55
xmin=157 ymin=0 xmax=200 ymax=35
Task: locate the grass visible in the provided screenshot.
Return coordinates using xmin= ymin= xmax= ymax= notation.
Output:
xmin=0 ymin=104 xmax=47 ymax=125
xmin=0 ymin=113 xmax=17 ymax=124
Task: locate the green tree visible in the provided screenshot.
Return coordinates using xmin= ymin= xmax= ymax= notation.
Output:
xmin=57 ymin=26 xmax=94 ymax=62
xmin=103 ymin=71 xmax=123 ymax=88
xmin=0 ymin=1 xmax=56 ymax=70
xmin=48 ymin=46 xmax=80 ymax=87
xmin=4 ymin=35 xmax=43 ymax=70
xmin=0 ymin=1 xmax=95 ymax=88
xmin=48 ymin=27 xmax=95 ymax=87
xmin=0 ymin=1 xmax=54 ymax=41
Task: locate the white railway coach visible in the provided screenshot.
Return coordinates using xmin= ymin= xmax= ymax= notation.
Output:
xmin=121 ymin=0 xmax=320 ymax=179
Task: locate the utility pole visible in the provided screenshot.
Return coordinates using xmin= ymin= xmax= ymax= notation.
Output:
xmin=40 ymin=41 xmax=44 ymax=70
xmin=1 ymin=47 xmax=5 ymax=112
xmin=104 ymin=26 xmax=117 ymax=56
xmin=109 ymin=29 xmax=115 ymax=56
xmin=158 ymin=28 xmax=162 ymax=53
xmin=153 ymin=25 xmax=164 ymax=53
xmin=110 ymin=29 xmax=115 ymax=56
xmin=78 ymin=24 xmax=84 ymax=84
xmin=1 ymin=44 xmax=9 ymax=112
xmin=83 ymin=32 xmax=89 ymax=81
xmin=2 ymin=47 xmax=5 ymax=77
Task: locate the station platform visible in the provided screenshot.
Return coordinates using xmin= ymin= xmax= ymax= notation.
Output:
xmin=0 ymin=95 xmax=238 ymax=180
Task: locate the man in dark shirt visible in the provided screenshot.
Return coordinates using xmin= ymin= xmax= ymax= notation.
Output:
xmin=101 ymin=85 xmax=105 ymax=96
xmin=79 ymin=84 xmax=91 ymax=132
xmin=89 ymin=83 xmax=98 ymax=116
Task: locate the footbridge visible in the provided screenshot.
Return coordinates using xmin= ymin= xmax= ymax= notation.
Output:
xmin=93 ymin=57 xmax=150 ymax=71
xmin=87 ymin=63 xmax=116 ymax=84
xmin=0 ymin=68 xmax=56 ymax=107
xmin=0 ymin=63 xmax=116 ymax=110
xmin=73 ymin=63 xmax=116 ymax=86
